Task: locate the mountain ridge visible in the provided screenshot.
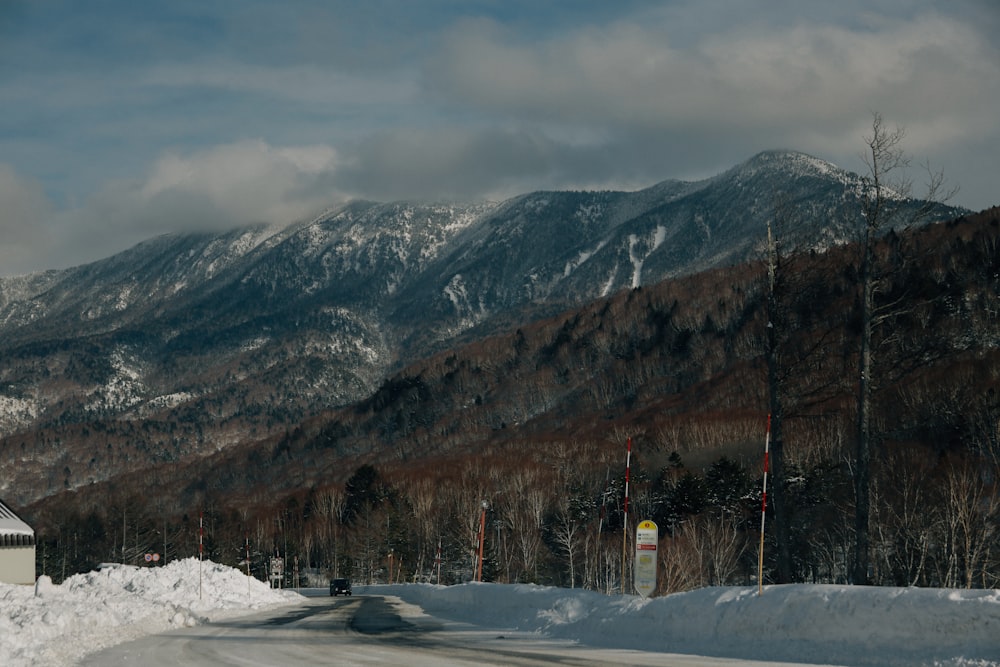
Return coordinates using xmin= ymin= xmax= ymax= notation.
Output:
xmin=0 ymin=150 xmax=967 ymax=506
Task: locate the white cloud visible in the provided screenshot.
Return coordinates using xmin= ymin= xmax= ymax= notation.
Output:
xmin=136 ymin=140 xmax=337 ymax=223
xmin=336 ymin=126 xmax=570 ymax=201
xmin=425 ymin=12 xmax=998 ymax=148
xmin=2 ymin=1 xmax=997 ymax=275
xmin=101 ymin=140 xmax=339 ymax=233
xmin=404 ymin=7 xmax=1000 ymax=211
xmin=23 ymin=141 xmax=344 ymax=274
xmin=0 ymin=165 xmax=53 ymax=274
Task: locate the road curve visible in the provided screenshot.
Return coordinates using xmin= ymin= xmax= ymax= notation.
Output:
xmin=77 ymin=593 xmax=809 ymax=666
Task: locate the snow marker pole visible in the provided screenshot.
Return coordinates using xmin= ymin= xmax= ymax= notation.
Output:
xmin=246 ymin=532 xmax=251 ymax=602
xmin=199 ymin=511 xmax=204 ymax=600
xmin=476 ymin=501 xmax=487 ymax=582
xmin=758 ymin=414 xmax=772 ymax=596
xmin=621 ymin=437 xmax=631 ymax=595
xmin=436 ymin=538 xmax=442 ymax=585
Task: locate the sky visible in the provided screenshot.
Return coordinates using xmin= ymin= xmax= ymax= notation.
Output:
xmin=1 ymin=558 xmax=997 ymax=666
xmin=1 ymin=0 xmax=998 ymax=276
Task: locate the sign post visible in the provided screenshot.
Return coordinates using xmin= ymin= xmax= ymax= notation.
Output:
xmin=270 ymin=556 xmax=284 ymax=589
xmin=634 ymin=519 xmax=658 ymax=598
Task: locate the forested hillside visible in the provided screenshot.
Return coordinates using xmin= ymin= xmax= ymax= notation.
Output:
xmin=0 ymin=151 xmax=965 ymax=512
xmin=26 ymin=208 xmax=1000 ymax=592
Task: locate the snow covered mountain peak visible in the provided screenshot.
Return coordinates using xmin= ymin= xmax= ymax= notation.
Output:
xmin=725 ymin=149 xmax=854 ymax=184
xmin=0 ymin=151 xmax=967 ymax=506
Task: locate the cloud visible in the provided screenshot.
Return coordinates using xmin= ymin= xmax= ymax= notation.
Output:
xmin=423 ymin=11 xmax=998 ymax=155
xmin=2 ymin=1 xmax=998 ymax=275
xmin=24 ymin=141 xmax=341 ymax=274
xmin=133 ymin=140 xmax=339 ymax=228
xmin=98 ymin=140 xmax=337 ymax=233
xmin=0 ymin=165 xmax=53 ymax=275
xmin=334 ymin=126 xmax=572 ymax=201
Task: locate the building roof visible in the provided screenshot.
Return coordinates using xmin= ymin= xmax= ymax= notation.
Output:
xmin=0 ymin=499 xmax=33 ymax=537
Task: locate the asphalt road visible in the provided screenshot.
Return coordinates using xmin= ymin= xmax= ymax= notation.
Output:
xmin=76 ymin=592 xmax=813 ymax=666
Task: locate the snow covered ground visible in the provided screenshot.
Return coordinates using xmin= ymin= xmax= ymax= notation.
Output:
xmin=1 ymin=558 xmax=998 ymax=666
xmin=367 ymin=581 xmax=1000 ymax=666
xmin=0 ymin=559 xmax=299 ymax=666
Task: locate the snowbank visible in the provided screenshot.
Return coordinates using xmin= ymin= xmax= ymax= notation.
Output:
xmin=0 ymin=558 xmax=300 ymax=666
xmin=365 ymin=582 xmax=1000 ymax=667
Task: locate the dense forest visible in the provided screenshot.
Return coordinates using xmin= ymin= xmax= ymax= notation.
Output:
xmin=25 ymin=206 xmax=1000 ymax=594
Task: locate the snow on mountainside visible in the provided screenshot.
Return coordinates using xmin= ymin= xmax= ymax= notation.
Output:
xmin=0 ymin=151 xmax=966 ymax=506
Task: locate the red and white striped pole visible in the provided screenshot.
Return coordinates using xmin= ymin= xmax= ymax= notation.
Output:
xmin=199 ymin=512 xmax=204 ymax=600
xmin=621 ymin=437 xmax=632 ymax=595
xmin=758 ymin=414 xmax=772 ymax=596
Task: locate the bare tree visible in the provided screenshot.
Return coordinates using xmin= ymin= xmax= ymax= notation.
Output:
xmin=313 ymin=487 xmax=346 ymax=576
xmin=852 ymin=112 xmax=954 ymax=584
xmin=401 ymin=476 xmax=443 ymax=581
xmin=492 ymin=468 xmax=551 ymax=583
xmin=765 ymin=195 xmax=849 ymax=583
xmin=550 ymin=494 xmax=585 ymax=588
xmin=660 ymin=521 xmax=705 ymax=593
xmin=941 ymin=457 xmax=1000 ymax=588
xmin=765 ymin=215 xmax=791 ymax=583
xmin=702 ymin=513 xmax=748 ymax=586
xmin=871 ymin=449 xmax=938 ymax=586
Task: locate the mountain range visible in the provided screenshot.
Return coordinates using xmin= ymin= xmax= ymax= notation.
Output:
xmin=0 ymin=150 xmax=965 ymax=508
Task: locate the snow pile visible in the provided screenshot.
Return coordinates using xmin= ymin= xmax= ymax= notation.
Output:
xmin=0 ymin=559 xmax=300 ymax=666
xmin=366 ymin=582 xmax=1000 ymax=667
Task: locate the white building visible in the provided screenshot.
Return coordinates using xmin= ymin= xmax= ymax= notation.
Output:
xmin=0 ymin=498 xmax=35 ymax=584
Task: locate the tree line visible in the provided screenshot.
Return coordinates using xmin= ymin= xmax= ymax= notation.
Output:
xmin=25 ymin=117 xmax=1000 ymax=594
xmin=32 ymin=433 xmax=998 ymax=592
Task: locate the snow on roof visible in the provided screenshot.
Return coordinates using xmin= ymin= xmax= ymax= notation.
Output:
xmin=0 ymin=499 xmax=33 ymax=537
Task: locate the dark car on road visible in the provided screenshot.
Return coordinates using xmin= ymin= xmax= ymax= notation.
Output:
xmin=330 ymin=578 xmax=352 ymax=596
